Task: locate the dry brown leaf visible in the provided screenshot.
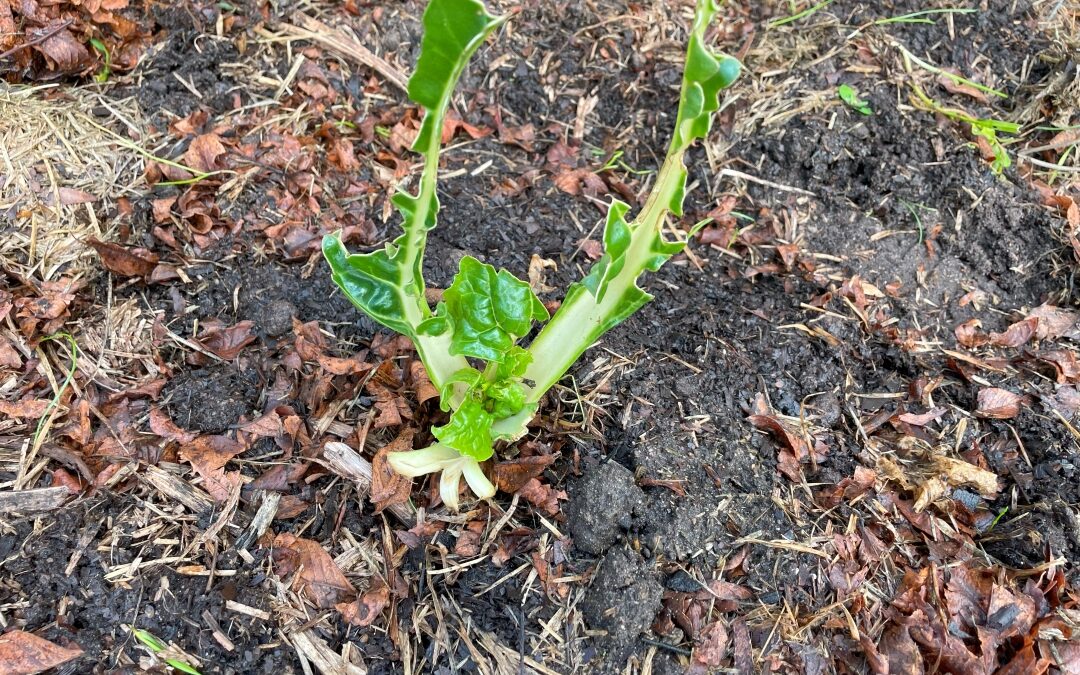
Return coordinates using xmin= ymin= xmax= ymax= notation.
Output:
xmin=196 ymin=321 xmax=256 ymax=360
xmin=408 ymin=360 xmax=439 ymax=404
xmin=776 ymin=243 xmax=799 ymax=268
xmin=955 ymin=319 xmax=988 ymax=348
xmin=57 ymin=187 xmax=97 ymax=205
xmin=491 ymin=528 xmax=537 ymax=566
xmin=554 ymin=168 xmax=607 ymax=197
xmin=237 ymin=410 xmax=283 ymax=438
xmin=639 ymin=475 xmax=688 ymax=496
xmin=1037 ymin=350 xmax=1080 ymax=383
xmin=0 ymin=630 xmax=83 ymax=675
xmin=87 ymin=238 xmax=159 ymax=278
xmin=151 ymin=196 xmax=177 ymax=223
xmin=518 ymin=478 xmax=565 ymax=516
xmin=273 ymin=532 xmax=354 ymax=608
xmin=0 ymin=3 xmax=15 ymax=52
xmin=32 ymin=26 xmax=90 ymax=72
xmin=930 ymin=455 xmax=1000 ymax=498
xmin=989 ymin=317 xmax=1038 ymax=348
xmin=394 ymin=520 xmax=443 ymax=549
xmin=938 ymin=73 xmax=990 ymax=103
xmin=877 ymin=625 xmax=923 ymax=675
xmin=747 ymin=412 xmax=810 ymax=461
xmin=453 ymin=520 xmax=485 ymax=557
xmin=0 ymin=399 xmax=50 ymax=419
xmin=184 ymin=133 xmax=227 ymax=173
xmin=1028 ymin=304 xmax=1079 ymax=340
xmin=0 ymin=336 xmax=23 ymax=369
xmin=337 ymin=578 xmax=389 ymax=626
xmin=148 ymin=407 xmax=197 ymax=444
xmin=690 ymin=621 xmax=729 ymax=672
xmin=976 ymin=387 xmax=1022 ymax=419
xmin=370 ymin=428 xmax=415 ymax=514
xmin=179 ymin=435 xmax=245 ymax=502
xmin=897 ymin=407 xmax=947 ymax=427
xmin=491 ymin=454 xmax=557 ymax=493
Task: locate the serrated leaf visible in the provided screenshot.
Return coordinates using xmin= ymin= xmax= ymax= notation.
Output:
xmin=410 ymin=0 xmax=504 ymax=150
xmin=443 ymin=256 xmax=549 ymax=362
xmin=670 ymin=0 xmax=741 ymax=150
xmin=581 ymin=200 xmax=632 ymax=302
xmin=432 ymin=398 xmax=494 ymax=461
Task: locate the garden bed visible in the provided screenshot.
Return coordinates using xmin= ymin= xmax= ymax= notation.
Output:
xmin=2 ymin=0 xmax=1079 ymax=673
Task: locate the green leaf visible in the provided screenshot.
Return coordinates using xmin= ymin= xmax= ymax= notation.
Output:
xmin=90 ymin=38 xmax=111 ymax=83
xmin=438 ymin=366 xmax=484 ymax=411
xmin=323 ymin=233 xmax=416 ymax=336
xmin=496 ymin=346 xmax=532 ymax=380
xmin=838 ymin=84 xmax=872 ymax=115
xmin=133 ymin=629 xmax=167 ymax=652
xmin=511 ymin=0 xmax=738 ymax=426
xmin=432 ymin=398 xmax=494 ymax=461
xmin=442 ymin=256 xmax=549 ymax=362
xmin=486 ymin=379 xmax=527 ymax=418
xmin=670 ymin=0 xmax=741 ymax=151
xmin=410 ymin=0 xmax=504 ymax=150
xmin=581 ymin=201 xmax=633 ymax=302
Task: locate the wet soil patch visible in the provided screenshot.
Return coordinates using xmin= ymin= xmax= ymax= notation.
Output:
xmin=0 ymin=495 xmax=288 ymax=674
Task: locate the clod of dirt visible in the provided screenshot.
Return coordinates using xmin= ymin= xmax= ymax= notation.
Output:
xmin=162 ymin=366 xmax=259 ymax=434
xmin=565 ymin=460 xmax=645 ymax=555
xmin=261 ymin=298 xmax=298 ymax=337
xmin=580 ymin=546 xmax=662 ymax=666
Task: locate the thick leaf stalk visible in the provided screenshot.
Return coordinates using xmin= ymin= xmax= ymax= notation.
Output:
xmin=495 ymin=0 xmax=740 ymax=439
xmin=323 ymin=0 xmax=504 ymax=391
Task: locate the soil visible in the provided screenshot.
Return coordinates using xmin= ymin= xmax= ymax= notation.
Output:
xmin=4 ymin=0 xmax=1078 ymax=673
xmin=2 ymin=495 xmax=289 ymax=674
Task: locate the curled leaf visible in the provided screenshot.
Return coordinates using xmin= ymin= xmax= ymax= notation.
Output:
xmin=989 ymin=317 xmax=1038 ymax=348
xmin=273 ymin=533 xmax=355 ymax=608
xmin=432 ymin=398 xmax=494 ymax=461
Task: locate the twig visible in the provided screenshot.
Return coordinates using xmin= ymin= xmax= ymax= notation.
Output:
xmin=281 ymin=14 xmax=409 ymax=93
xmin=719 ymin=168 xmax=817 ymax=197
xmin=0 ymin=20 xmax=73 ymax=62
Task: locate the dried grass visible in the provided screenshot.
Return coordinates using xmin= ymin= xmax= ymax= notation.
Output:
xmin=0 ymin=83 xmax=146 ymax=283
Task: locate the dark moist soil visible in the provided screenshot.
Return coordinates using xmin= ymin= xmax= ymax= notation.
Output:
xmin=0 ymin=495 xmax=289 ymax=674
xmin=12 ymin=0 xmax=1077 ymax=673
xmin=130 ymin=4 xmax=242 ymax=127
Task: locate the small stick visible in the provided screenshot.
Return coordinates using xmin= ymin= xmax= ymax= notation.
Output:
xmin=0 ymin=486 xmax=69 ymax=514
xmin=281 ymin=14 xmax=409 ymax=93
xmin=719 ymin=168 xmax=817 ymax=197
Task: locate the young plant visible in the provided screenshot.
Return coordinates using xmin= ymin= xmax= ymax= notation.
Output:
xmin=838 ymin=84 xmax=872 ymax=115
xmin=324 ymin=0 xmax=740 ymax=510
